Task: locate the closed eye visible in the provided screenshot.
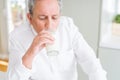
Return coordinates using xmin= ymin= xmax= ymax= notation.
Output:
xmin=38 ymin=16 xmax=46 ymax=20
xmin=52 ymin=16 xmax=59 ymax=20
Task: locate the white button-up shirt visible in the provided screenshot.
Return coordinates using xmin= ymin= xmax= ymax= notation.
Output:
xmin=7 ymin=16 xmax=107 ymax=80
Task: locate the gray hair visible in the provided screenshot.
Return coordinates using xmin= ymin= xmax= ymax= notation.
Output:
xmin=28 ymin=0 xmax=62 ymax=15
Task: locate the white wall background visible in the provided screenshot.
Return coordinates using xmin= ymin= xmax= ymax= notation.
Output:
xmin=99 ymin=47 xmax=120 ymax=80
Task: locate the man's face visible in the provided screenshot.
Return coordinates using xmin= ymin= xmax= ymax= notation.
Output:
xmin=27 ymin=0 xmax=60 ymax=33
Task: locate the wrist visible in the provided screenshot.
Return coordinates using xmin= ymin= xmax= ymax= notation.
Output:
xmin=22 ymin=47 xmax=36 ymax=69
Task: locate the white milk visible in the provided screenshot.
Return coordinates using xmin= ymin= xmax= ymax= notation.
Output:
xmin=46 ymin=30 xmax=59 ymax=56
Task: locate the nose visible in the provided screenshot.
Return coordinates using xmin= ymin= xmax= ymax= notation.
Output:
xmin=45 ymin=18 xmax=53 ymax=31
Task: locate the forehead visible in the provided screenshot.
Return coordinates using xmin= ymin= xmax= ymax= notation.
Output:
xmin=33 ymin=0 xmax=60 ymax=14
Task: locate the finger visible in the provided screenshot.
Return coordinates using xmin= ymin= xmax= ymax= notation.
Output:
xmin=38 ymin=38 xmax=54 ymax=47
xmin=38 ymin=30 xmax=51 ymax=36
xmin=38 ymin=34 xmax=55 ymax=41
xmin=37 ymin=30 xmax=54 ymax=38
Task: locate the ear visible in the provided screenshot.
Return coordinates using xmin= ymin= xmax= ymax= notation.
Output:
xmin=27 ymin=13 xmax=32 ymax=24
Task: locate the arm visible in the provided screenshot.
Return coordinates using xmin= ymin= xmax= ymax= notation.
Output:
xmin=74 ymin=30 xmax=107 ymax=80
xmin=22 ymin=31 xmax=54 ymax=69
xmin=67 ymin=18 xmax=107 ymax=80
xmin=7 ymin=31 xmax=54 ymax=80
xmin=73 ymin=31 xmax=107 ymax=80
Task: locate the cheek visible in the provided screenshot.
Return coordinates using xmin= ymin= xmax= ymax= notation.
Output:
xmin=55 ymin=20 xmax=60 ymax=28
xmin=53 ymin=20 xmax=59 ymax=28
xmin=32 ymin=20 xmax=45 ymax=33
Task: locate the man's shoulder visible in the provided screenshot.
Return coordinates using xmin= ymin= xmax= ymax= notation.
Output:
xmin=59 ymin=16 xmax=76 ymax=31
xmin=60 ymin=16 xmax=74 ymax=24
xmin=9 ymin=22 xmax=32 ymax=39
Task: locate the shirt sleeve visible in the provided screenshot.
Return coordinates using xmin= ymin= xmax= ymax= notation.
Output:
xmin=7 ymin=35 xmax=32 ymax=80
xmin=68 ymin=18 xmax=107 ymax=80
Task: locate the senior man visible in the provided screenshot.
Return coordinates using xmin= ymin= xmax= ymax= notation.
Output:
xmin=7 ymin=0 xmax=107 ymax=80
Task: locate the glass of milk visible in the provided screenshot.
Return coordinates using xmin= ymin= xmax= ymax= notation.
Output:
xmin=46 ymin=30 xmax=59 ymax=56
